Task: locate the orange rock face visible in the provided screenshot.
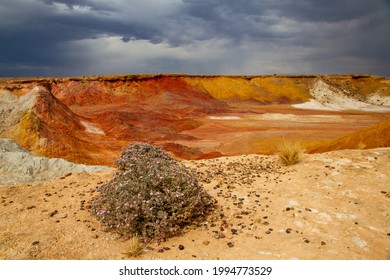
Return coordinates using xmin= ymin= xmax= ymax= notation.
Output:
xmin=310 ymin=118 xmax=390 ymax=153
xmin=1 ymin=74 xmax=389 ymax=165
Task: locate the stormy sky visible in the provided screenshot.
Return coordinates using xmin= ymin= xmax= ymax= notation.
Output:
xmin=1 ymin=0 xmax=389 ymax=77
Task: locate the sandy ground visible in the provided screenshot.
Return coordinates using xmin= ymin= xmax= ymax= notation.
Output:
xmin=0 ymin=148 xmax=389 ymax=260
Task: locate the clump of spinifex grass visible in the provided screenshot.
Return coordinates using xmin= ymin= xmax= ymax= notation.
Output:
xmin=122 ymin=236 xmax=145 ymax=258
xmin=276 ymin=139 xmax=304 ymax=165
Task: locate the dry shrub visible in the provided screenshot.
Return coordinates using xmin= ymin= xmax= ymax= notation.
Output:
xmin=90 ymin=142 xmax=213 ymax=243
xmin=277 ymin=139 xmax=304 ymax=165
xmin=357 ymin=142 xmax=367 ymax=149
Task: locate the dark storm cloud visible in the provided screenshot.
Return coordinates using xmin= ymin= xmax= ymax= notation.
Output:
xmin=40 ymin=0 xmax=112 ymax=11
xmin=0 ymin=0 xmax=389 ymax=77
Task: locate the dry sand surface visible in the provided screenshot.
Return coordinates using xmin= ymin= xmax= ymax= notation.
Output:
xmin=1 ymin=148 xmax=389 ymax=260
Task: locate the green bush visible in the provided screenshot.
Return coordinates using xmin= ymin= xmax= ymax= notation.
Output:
xmin=90 ymin=142 xmax=213 ymax=242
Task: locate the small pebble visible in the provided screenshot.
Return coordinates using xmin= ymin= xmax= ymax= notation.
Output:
xmin=227 ymin=242 xmax=234 ymax=248
xmin=145 ymin=246 xmax=154 ymax=252
xmin=178 ymin=245 xmax=185 ymax=250
xmin=49 ymin=210 xmax=58 ymax=217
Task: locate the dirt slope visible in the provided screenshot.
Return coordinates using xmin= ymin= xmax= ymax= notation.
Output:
xmin=310 ymin=117 xmax=390 ymax=153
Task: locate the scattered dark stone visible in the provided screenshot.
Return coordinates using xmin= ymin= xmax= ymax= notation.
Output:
xmin=178 ymin=245 xmax=185 ymax=250
xmin=145 ymin=246 xmax=154 ymax=252
xmin=387 ymin=233 xmax=390 ymax=236
xmin=262 ymin=221 xmax=269 ymax=226
xmin=265 ymin=231 xmax=271 ymax=234
xmin=227 ymin=242 xmax=234 ymax=248
xmin=49 ymin=210 xmax=58 ymax=217
xmin=231 ymin=229 xmax=238 ymax=235
xmin=286 ymin=228 xmax=292 ymax=234
xmin=32 ymin=241 xmax=40 ymax=245
xmin=304 ymin=239 xmax=310 ymax=243
xmin=203 ymin=241 xmax=210 ymax=246
xmin=163 ymin=247 xmax=170 ymax=251
xmin=157 ymin=249 xmax=164 ymax=253
xmin=321 ymin=241 xmax=326 ymax=246
xmin=192 ymin=255 xmax=197 ymax=258
xmin=55 ymin=220 xmax=60 ymax=223
xmin=27 ymin=205 xmax=36 ymax=210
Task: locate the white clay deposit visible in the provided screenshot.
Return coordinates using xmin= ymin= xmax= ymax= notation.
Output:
xmin=0 ymin=139 xmax=110 ymax=186
xmin=293 ymin=80 xmax=390 ymax=112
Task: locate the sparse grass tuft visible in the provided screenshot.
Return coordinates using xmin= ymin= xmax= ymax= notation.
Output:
xmin=357 ymin=142 xmax=367 ymax=149
xmin=277 ymin=139 xmax=304 ymax=165
xmin=122 ymin=236 xmax=144 ymax=258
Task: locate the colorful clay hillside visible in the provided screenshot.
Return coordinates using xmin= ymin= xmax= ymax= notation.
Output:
xmin=1 ymin=74 xmax=389 ymax=165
